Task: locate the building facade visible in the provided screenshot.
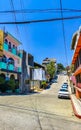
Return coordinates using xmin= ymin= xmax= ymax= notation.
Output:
xmin=71 ymin=27 xmax=81 ymax=98
xmin=42 ymin=57 xmax=56 ymax=67
xmin=30 ymin=62 xmax=46 ymax=91
xmin=0 ymin=30 xmax=22 ymax=89
xmin=20 ymin=51 xmax=34 ymax=93
xmin=42 ymin=57 xmax=57 ymax=78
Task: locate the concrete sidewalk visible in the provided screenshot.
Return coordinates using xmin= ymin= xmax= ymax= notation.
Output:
xmin=70 ymin=94 xmax=81 ymax=119
xmin=68 ymin=79 xmax=81 ymax=119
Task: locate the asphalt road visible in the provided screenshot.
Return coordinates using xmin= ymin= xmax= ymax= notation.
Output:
xmin=0 ymin=75 xmax=81 ymax=130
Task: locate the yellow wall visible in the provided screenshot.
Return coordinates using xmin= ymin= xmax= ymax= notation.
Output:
xmin=0 ymin=30 xmax=4 ymax=57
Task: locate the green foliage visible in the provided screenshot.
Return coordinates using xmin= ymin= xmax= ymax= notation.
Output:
xmin=41 ymin=81 xmax=47 ymax=89
xmin=34 ymin=66 xmax=39 ymax=69
xmin=57 ymin=63 xmax=65 ymax=73
xmin=0 ymin=76 xmax=5 ymax=85
xmin=0 ymin=77 xmax=6 ymax=92
xmin=70 ymin=64 xmax=74 ymax=73
xmin=46 ymin=61 xmax=56 ymax=79
xmin=7 ymin=79 xmax=15 ymax=92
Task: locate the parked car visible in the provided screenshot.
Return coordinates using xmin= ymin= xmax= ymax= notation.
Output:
xmin=58 ymin=88 xmax=70 ymax=99
xmin=63 ymin=82 xmax=68 ymax=85
xmin=61 ymin=84 xmax=68 ymax=89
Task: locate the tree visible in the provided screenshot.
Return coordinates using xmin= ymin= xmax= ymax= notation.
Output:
xmin=46 ymin=61 xmax=56 ymax=79
xmin=0 ymin=76 xmax=5 ymax=85
xmin=0 ymin=76 xmax=6 ymax=92
xmin=7 ymin=79 xmax=15 ymax=92
xmin=70 ymin=64 xmax=74 ymax=73
xmin=57 ymin=63 xmax=65 ymax=73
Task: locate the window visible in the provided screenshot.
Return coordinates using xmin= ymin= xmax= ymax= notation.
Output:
xmin=13 ymin=45 xmax=15 ymax=49
xmin=8 ymin=58 xmax=14 ymax=65
xmin=4 ymin=39 xmax=8 ymax=44
xmin=9 ymin=42 xmax=11 ymax=49
xmin=2 ymin=55 xmax=7 ymax=63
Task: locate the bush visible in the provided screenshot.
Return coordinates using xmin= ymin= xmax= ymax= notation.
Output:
xmin=0 ymin=77 xmax=6 ymax=92
xmin=7 ymin=79 xmax=15 ymax=92
xmin=0 ymin=77 xmax=5 ymax=85
xmin=41 ymin=81 xmax=47 ymax=89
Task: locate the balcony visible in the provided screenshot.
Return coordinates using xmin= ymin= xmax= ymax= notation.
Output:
xmin=3 ymin=42 xmax=22 ymax=58
xmin=8 ymin=64 xmax=14 ymax=71
xmin=0 ymin=61 xmax=21 ymax=73
xmin=0 ymin=62 xmax=7 ymax=69
xmin=3 ymin=42 xmax=8 ymax=51
xmin=18 ymin=53 xmax=22 ymax=58
xmin=18 ymin=67 xmax=22 ymax=72
xmin=12 ymin=48 xmax=16 ymax=55
xmin=0 ymin=62 xmax=14 ymax=71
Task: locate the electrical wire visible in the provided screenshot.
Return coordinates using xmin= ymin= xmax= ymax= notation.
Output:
xmin=9 ymin=0 xmax=19 ymax=36
xmin=60 ymin=0 xmax=68 ymax=66
xmin=19 ymin=0 xmax=26 ymax=50
xmin=9 ymin=0 xmax=22 ymax=43
xmin=0 ymin=8 xmax=81 ymax=14
xmin=0 ymin=15 xmax=81 ymax=24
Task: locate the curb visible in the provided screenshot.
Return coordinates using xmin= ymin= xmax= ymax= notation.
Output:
xmin=70 ymin=95 xmax=81 ymax=119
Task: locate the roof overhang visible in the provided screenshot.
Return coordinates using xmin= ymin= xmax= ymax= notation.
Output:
xmin=6 ymin=32 xmax=22 ymax=45
xmin=73 ymin=65 xmax=81 ymax=76
xmin=72 ymin=33 xmax=81 ymax=64
xmin=71 ymin=32 xmax=78 ymax=50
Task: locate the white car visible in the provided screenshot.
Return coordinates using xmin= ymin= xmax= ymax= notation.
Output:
xmin=58 ymin=88 xmax=70 ymax=99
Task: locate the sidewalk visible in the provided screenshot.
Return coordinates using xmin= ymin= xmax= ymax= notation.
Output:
xmin=68 ymin=78 xmax=81 ymax=119
xmin=70 ymin=94 xmax=81 ymax=118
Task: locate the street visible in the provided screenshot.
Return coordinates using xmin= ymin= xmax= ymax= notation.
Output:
xmin=0 ymin=75 xmax=81 ymax=130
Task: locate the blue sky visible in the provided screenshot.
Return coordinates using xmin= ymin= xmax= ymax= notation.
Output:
xmin=0 ymin=0 xmax=81 ymax=66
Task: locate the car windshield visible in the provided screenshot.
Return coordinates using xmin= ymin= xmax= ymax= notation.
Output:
xmin=63 ymin=83 xmax=68 ymax=85
xmin=60 ymin=89 xmax=68 ymax=92
xmin=62 ymin=85 xmax=68 ymax=87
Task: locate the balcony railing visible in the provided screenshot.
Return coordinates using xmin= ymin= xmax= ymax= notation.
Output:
xmin=0 ymin=62 xmax=21 ymax=73
xmin=12 ymin=48 xmax=16 ymax=55
xmin=18 ymin=67 xmax=22 ymax=72
xmin=3 ymin=42 xmax=8 ymax=51
xmin=0 ymin=62 xmax=7 ymax=69
xmin=3 ymin=42 xmax=22 ymax=58
xmin=8 ymin=64 xmax=14 ymax=71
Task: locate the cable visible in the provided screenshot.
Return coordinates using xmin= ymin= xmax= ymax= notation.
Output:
xmin=0 ymin=15 xmax=81 ymax=24
xmin=9 ymin=0 xmax=19 ymax=34
xmin=9 ymin=0 xmax=21 ymax=42
xmin=1 ymin=8 xmax=81 ymax=14
xmin=60 ymin=0 xmax=68 ymax=66
xmin=19 ymin=0 xmax=27 ymax=50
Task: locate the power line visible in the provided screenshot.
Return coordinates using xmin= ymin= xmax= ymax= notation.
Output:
xmin=9 ymin=0 xmax=19 ymax=36
xmin=60 ymin=0 xmax=68 ymax=66
xmin=9 ymin=0 xmax=21 ymax=43
xmin=0 ymin=15 xmax=81 ymax=24
xmin=0 ymin=8 xmax=81 ymax=14
xmin=19 ymin=0 xmax=26 ymax=49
